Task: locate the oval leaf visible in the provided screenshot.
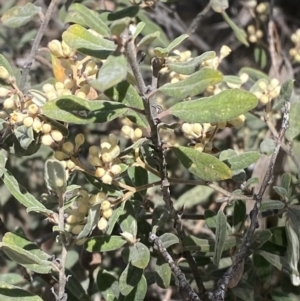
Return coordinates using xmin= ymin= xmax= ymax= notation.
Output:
xmin=213 ymin=210 xmax=227 ymax=265
xmin=129 ymin=242 xmax=150 ymax=269
xmin=0 ymin=282 xmax=43 ymax=301
xmin=89 ymin=54 xmax=127 ymax=92
xmin=65 ymin=4 xmax=109 ymax=36
xmin=155 ymin=256 xmax=172 ymax=288
xmin=224 ymin=151 xmax=261 ymax=170
xmin=119 ymin=264 xmax=143 ymax=296
xmin=171 ymin=146 xmax=232 ymax=181
xmin=168 ymin=51 xmax=216 ymax=75
xmin=42 ymin=96 xmax=128 ymax=124
xmin=62 ymin=24 xmax=115 ymax=59
xmin=159 ymin=67 xmax=222 ymax=99
xmin=1 ymin=3 xmax=41 ymax=28
xmin=169 ymin=89 xmax=258 ymax=123
xmin=86 ymin=235 xmax=126 ymax=252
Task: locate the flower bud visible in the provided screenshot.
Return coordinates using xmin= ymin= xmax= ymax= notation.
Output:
xmin=110 ymin=164 xmax=121 ymax=175
xmin=23 ymin=116 xmax=34 ymax=127
xmin=71 ymin=224 xmax=84 ymax=235
xmin=101 ymin=200 xmax=111 ymax=211
xmin=0 ymin=87 xmax=10 ymax=97
xmin=89 ymin=146 xmax=99 ymax=157
xmin=48 ymin=40 xmax=64 ymax=57
xmin=102 ymin=152 xmax=113 ymax=163
xmin=0 ymin=66 xmax=10 ymax=80
xmin=42 ymin=123 xmax=52 ymax=134
xmin=41 ymin=134 xmax=54 ymax=146
xmin=62 ymin=141 xmax=74 ymax=154
xmin=134 ymin=128 xmax=143 ymax=139
xmin=61 ymin=40 xmax=73 ymax=57
xmin=102 ymin=208 xmax=113 ymax=219
xmin=51 ymin=130 xmax=63 ymax=142
xmin=88 ymin=156 xmax=102 ymax=167
xmin=102 ymin=173 xmax=113 ymax=185
xmin=75 ymin=133 xmax=85 ymax=147
xmin=95 ymin=167 xmax=106 ymax=178
xmin=97 ymin=217 xmax=108 ymax=230
xmin=54 ymin=151 xmax=69 ymax=161
xmin=28 ymin=104 xmax=39 ymax=115
xmin=3 ymin=96 xmax=15 ymax=109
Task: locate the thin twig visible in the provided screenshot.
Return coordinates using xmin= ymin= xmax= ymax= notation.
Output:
xmin=19 ymin=0 xmax=57 ymax=92
xmin=125 ymin=34 xmax=205 ymax=299
xmin=57 ymin=191 xmax=68 ymax=301
xmin=211 ymin=101 xmax=290 ymax=301
xmin=149 ymin=233 xmax=201 ymax=301
xmin=187 ymin=2 xmax=212 ymax=35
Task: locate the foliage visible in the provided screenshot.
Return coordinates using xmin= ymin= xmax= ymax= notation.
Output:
xmin=0 ymin=1 xmax=299 ymax=301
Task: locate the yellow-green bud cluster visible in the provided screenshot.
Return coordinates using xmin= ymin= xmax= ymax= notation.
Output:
xmin=256 ymin=2 xmax=269 ymax=22
xmin=48 ymin=40 xmax=75 ymax=58
xmin=247 ymin=25 xmax=264 ymax=43
xmin=54 ymin=134 xmax=85 ymax=161
xmin=64 ymin=190 xmax=114 ymax=234
xmin=289 ymin=29 xmax=300 ymax=62
xmin=203 ymin=45 xmax=231 ymax=70
xmin=226 ymin=114 xmax=246 ymax=129
xmin=121 ymin=125 xmax=143 ymax=142
xmin=42 ymin=81 xmax=73 ymax=101
xmin=88 ymin=134 xmax=122 ymax=185
xmin=0 ymin=66 xmax=10 ymax=80
xmin=253 ymin=78 xmax=281 ymax=104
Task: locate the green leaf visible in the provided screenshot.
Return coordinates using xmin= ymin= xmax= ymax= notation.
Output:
xmin=42 ymin=96 xmax=128 ymax=124
xmin=2 ymin=170 xmax=49 ymax=213
xmin=155 ymin=256 xmax=171 ymax=288
xmin=273 ymin=186 xmax=288 ymax=199
xmin=213 ymin=210 xmax=227 ymax=265
xmin=65 ymin=4 xmax=109 ymax=36
xmin=14 ymin=125 xmax=34 ymax=150
xmin=224 ymin=151 xmax=260 ymax=170
xmin=133 ymin=22 xmax=145 ymax=40
xmin=254 ymin=47 xmax=267 ymax=69
xmin=107 ymin=6 xmax=140 ymax=21
xmin=0 ymin=149 xmax=7 ymax=177
xmin=0 ymin=274 xmax=24 ymax=286
xmin=110 ymin=17 xmax=131 ymax=36
xmin=286 ymin=102 xmax=300 ymax=141
xmin=159 ymin=67 xmax=222 ymax=99
xmin=285 ymin=220 xmax=300 ymax=286
xmin=137 ymin=11 xmax=169 ymax=47
xmin=62 ymin=24 xmax=115 ymax=59
xmin=169 ymin=89 xmax=258 ymax=123
xmin=158 ymin=233 xmax=179 ymax=249
xmin=1 ymin=3 xmax=41 ymax=28
xmin=252 ymin=229 xmax=272 ymax=249
xmin=124 ymin=274 xmax=147 ymax=301
xmin=211 ymin=0 xmax=229 ymax=12
xmin=86 ymin=235 xmax=126 ymax=252
xmin=273 ymin=79 xmax=294 ymax=110
xmin=171 ymin=146 xmax=232 ymax=181
xmin=154 ymin=34 xmax=189 ymax=57
xmin=119 ymin=263 xmax=143 ymax=296
xmin=76 ymin=204 xmax=101 ymax=240
xmin=44 ymin=159 xmax=67 ymax=195
xmin=175 ymin=185 xmax=214 ymax=209
xmin=106 ymin=203 xmax=125 ymax=235
xmin=105 ymin=81 xmax=148 ymax=127
xmin=137 ymin=31 xmax=160 ymax=49
xmin=259 ymin=200 xmax=285 ymax=212
xmin=151 ymin=207 xmax=169 ymax=233
xmin=282 ymin=173 xmax=292 ymax=193
xmin=129 ymin=242 xmax=150 ymax=269
xmin=89 ymin=54 xmax=127 ymax=92
xmin=97 ymin=269 xmax=119 ymax=301
xmin=231 ymin=283 xmax=254 ymax=301
xmin=0 ymin=232 xmax=52 ymax=274
xmin=183 ymin=235 xmax=238 ymax=253
xmin=0 ymin=282 xmax=43 ymax=301
xmin=65 ymin=269 xmax=91 ymax=301
xmin=260 ymin=138 xmax=275 ymax=155
xmin=119 ymin=201 xmax=137 ymax=236
xmin=257 ymin=250 xmax=290 ymax=273
xmin=222 ymin=12 xmax=249 ymax=46
xmin=0 ymin=55 xmax=14 ymax=86
xmin=233 ymin=200 xmax=246 ymax=233
xmin=168 ymin=51 xmax=216 ymax=75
